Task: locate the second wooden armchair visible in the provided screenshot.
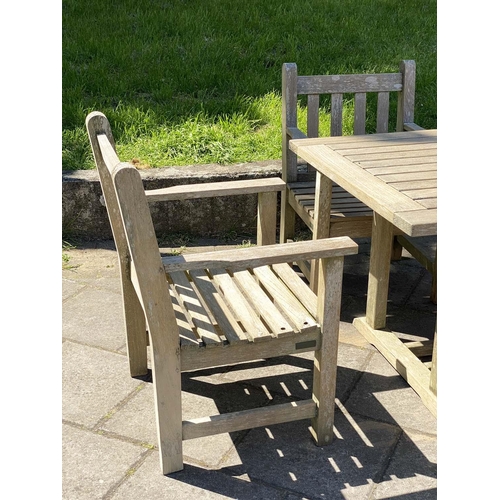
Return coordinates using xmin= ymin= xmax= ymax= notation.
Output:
xmin=281 ymin=60 xmax=430 ymax=291
xmin=86 ymin=111 xmax=358 ymax=475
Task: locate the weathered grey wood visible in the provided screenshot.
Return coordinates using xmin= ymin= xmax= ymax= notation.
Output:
xmin=404 ymin=340 xmax=434 ymax=358
xmin=285 ymin=121 xmax=438 ymax=415
xmin=113 ymin=164 xmax=184 ymax=474
xmin=353 ymin=317 xmax=436 ymax=417
xmin=393 ymin=209 xmax=437 ymax=237
xmin=346 ymin=142 xmax=436 ymax=157
xmin=145 ymin=177 xmax=285 ymax=202
xmin=376 ymin=92 xmax=390 ymax=133
xmin=282 ymin=63 xmax=299 ymax=183
xmin=280 ymin=63 xmax=300 ymax=244
xmin=169 ymin=270 xmax=221 ymax=346
xmin=231 ymin=269 xmax=295 ymax=337
xmin=397 ymin=60 xmax=416 ymax=132
xmin=310 ymin=172 xmax=334 ymax=293
xmin=86 ymin=113 xmax=148 ymax=377
xmin=87 ymin=111 xmax=359 ymax=475
xmin=180 ymin=328 xmax=321 ymax=372
xmin=169 ymin=289 xmax=200 ymax=347
xmin=272 ymin=263 xmax=317 ymax=317
xmin=287 ymin=126 xmax=308 ymax=140
xmin=162 ymin=237 xmax=358 ymax=273
xmin=311 ymin=256 xmax=344 ymax=445
xmin=281 ymin=61 xmax=419 ymax=263
xmin=366 ymin=213 xmax=394 ymax=330
xmin=182 ymin=400 xmax=317 ymax=440
xmin=379 ymin=171 xmax=437 ymax=183
xmin=430 ymin=330 xmax=437 ymax=395
xmin=252 ymin=265 xmax=318 ymax=333
xmin=290 ymin=129 xmax=435 ymax=148
xmin=307 ymin=94 xmax=320 ymax=138
xmin=404 ymin=122 xmax=424 ymax=131
xmin=396 ymin=234 xmax=437 ymax=303
xmin=189 ymin=269 xmax=248 ymax=344
xmin=354 ymin=93 xmax=367 ymax=135
xmin=297 ymin=73 xmax=403 ymax=94
xmin=210 ymin=268 xmax=273 ymax=342
xmin=330 ymin=94 xmax=343 ymax=136
xmin=257 ymin=191 xmax=278 ymax=246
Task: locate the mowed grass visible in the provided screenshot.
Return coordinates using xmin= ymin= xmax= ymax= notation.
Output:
xmin=62 ymin=0 xmax=437 ymax=170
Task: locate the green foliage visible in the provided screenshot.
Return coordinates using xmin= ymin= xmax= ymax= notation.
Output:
xmin=63 ymin=0 xmax=437 ymax=170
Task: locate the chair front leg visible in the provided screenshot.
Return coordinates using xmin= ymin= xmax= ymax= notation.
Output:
xmin=311 ymin=255 xmax=344 ymax=446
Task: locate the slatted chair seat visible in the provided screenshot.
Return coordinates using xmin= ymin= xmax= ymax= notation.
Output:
xmin=86 ymin=111 xmax=358 ymax=475
xmin=281 ymin=60 xmax=422 ymax=290
xmin=288 ymin=180 xmax=373 ymax=237
xmin=165 ymin=257 xmax=323 ymax=371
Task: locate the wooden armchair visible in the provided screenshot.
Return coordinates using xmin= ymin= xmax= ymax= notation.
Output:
xmin=86 ymin=111 xmax=358 ymax=475
xmin=281 ymin=60 xmax=425 ymax=290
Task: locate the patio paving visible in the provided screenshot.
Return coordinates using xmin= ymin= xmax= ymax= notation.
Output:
xmin=62 ymin=237 xmax=437 ymax=499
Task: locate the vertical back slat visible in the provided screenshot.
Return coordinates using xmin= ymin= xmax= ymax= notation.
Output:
xmin=397 ymin=60 xmax=416 ymax=131
xmin=307 ymin=95 xmax=320 ymax=138
xmin=330 ymin=94 xmax=343 ymax=136
xmin=307 ymin=94 xmax=320 ymax=172
xmin=282 ymin=63 xmax=299 ymax=182
xmin=376 ymin=92 xmax=390 ymax=133
xmin=353 ymin=93 xmax=366 ymax=135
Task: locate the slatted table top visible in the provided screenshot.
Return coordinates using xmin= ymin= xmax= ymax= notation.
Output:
xmin=289 ymin=130 xmax=437 ymax=237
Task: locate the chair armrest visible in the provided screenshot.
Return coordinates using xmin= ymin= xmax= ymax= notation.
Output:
xmin=146 ymin=177 xmax=286 ymax=202
xmin=403 ymin=122 xmax=425 ymax=131
xmin=145 ymin=177 xmax=285 ymax=202
xmin=286 ymin=127 xmax=307 ymax=140
xmin=162 ymin=236 xmax=358 ymax=272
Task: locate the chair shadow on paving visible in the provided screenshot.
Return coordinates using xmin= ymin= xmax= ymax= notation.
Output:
xmin=65 ymin=240 xmax=436 ymax=497
xmin=136 ymin=354 xmax=437 ymax=499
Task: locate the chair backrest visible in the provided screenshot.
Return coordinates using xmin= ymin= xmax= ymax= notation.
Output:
xmin=282 ymin=60 xmax=416 ymax=182
xmin=85 ymin=111 xmax=179 ymax=350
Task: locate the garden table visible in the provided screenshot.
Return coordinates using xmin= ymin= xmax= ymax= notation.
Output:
xmin=289 ymin=129 xmax=437 ymax=416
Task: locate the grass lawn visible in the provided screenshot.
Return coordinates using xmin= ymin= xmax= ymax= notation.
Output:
xmin=62 ymin=0 xmax=436 ymax=170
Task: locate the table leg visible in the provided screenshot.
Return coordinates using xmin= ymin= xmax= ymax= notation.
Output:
xmin=310 ymin=172 xmax=333 ymax=293
xmin=366 ymin=212 xmax=394 ymax=330
xmin=354 ymin=212 xmax=437 ymax=417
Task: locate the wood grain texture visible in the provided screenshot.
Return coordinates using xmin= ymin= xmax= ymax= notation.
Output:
xmin=88 ymin=111 xmax=359 ymax=475
xmin=145 ymin=177 xmax=285 ymax=202
xmin=281 ymin=61 xmax=420 ymax=248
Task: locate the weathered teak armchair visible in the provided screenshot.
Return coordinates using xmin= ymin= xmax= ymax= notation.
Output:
xmin=86 ymin=111 xmax=358 ymax=475
xmin=281 ymin=60 xmax=431 ymax=290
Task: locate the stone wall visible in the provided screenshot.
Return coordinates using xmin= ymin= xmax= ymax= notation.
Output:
xmin=62 ymin=161 xmax=286 ymax=241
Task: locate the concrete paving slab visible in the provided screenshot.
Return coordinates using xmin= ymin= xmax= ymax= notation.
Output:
xmin=62 ymin=278 xmax=86 ymax=301
xmin=344 ymin=351 xmax=437 ymax=435
xmin=100 ymin=379 xmax=264 ymax=470
xmin=372 ymin=429 xmax=437 ymax=499
xmin=61 ymin=238 xmax=437 ymax=499
xmin=62 ymin=287 xmax=126 ymax=350
xmin=111 ymin=453 xmax=286 ymax=500
xmin=220 ymin=413 xmax=400 ymax=499
xmin=62 ymin=342 xmax=141 ymax=428
xmin=62 ymin=424 xmax=147 ymax=500
xmin=216 ymin=344 xmax=373 ymax=404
